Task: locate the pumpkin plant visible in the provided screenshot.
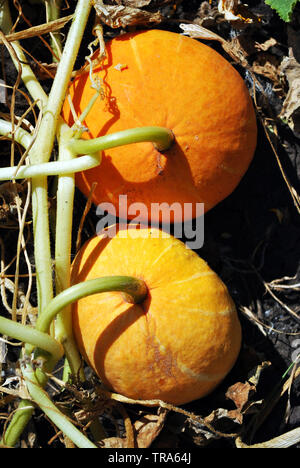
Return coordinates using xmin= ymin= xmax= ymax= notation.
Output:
xmin=0 ymin=0 xmax=255 ymax=448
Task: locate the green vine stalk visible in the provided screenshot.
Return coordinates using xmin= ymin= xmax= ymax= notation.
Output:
xmin=0 ymin=0 xmax=173 ymax=448
xmin=0 ymin=0 xmax=94 ymax=446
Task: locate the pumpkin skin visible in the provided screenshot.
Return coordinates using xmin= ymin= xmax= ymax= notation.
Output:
xmin=62 ymin=29 xmax=257 ymax=223
xmin=71 ymin=227 xmax=242 ymax=405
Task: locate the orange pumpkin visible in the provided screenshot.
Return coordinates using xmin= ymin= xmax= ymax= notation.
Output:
xmin=71 ymin=226 xmax=241 ymax=405
xmin=62 ymin=29 xmax=257 ymax=223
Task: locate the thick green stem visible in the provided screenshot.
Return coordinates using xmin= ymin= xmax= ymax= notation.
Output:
xmin=68 ymin=126 xmax=175 ymax=155
xmin=1 ymin=1 xmax=51 ymax=313
xmin=1 ymin=400 xmax=35 ymax=448
xmin=38 ymin=276 xmax=148 ymax=338
xmin=0 ymin=276 xmax=146 ymax=365
xmin=29 ymin=0 xmax=94 ymax=167
xmin=0 ymin=154 xmax=101 ymax=180
xmin=0 ymin=119 xmax=33 ymax=149
xmin=1 ymin=0 xmax=94 ymax=313
xmin=1 ymin=0 xmax=94 ymax=315
xmin=2 ymin=0 xmax=94 ymax=314
xmin=1 ymin=0 xmax=49 ymax=317
xmin=29 ymin=0 xmax=93 ymax=314
xmin=22 ymin=363 xmax=97 ymax=448
xmin=53 ymin=123 xmax=83 ymax=378
xmin=0 ymin=316 xmax=63 ymax=364
xmin=0 ymin=0 xmax=94 ymax=447
xmin=0 ymin=118 xmax=101 ymax=179
xmin=30 ymin=181 xmax=52 ymax=313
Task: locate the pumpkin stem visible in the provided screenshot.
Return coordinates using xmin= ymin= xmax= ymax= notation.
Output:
xmin=31 ymin=276 xmax=148 ymax=340
xmin=67 ymin=126 xmax=174 ymax=155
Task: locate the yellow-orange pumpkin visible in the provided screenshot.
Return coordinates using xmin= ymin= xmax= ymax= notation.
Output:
xmin=62 ymin=29 xmax=257 ymax=223
xmin=71 ymin=226 xmax=241 ymax=405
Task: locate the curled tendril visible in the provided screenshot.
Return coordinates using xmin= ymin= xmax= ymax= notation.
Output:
xmin=85 ymin=24 xmax=106 ymax=95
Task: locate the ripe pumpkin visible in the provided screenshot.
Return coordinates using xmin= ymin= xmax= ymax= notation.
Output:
xmin=62 ymin=29 xmax=257 ymax=223
xmin=71 ymin=226 xmax=241 ymax=405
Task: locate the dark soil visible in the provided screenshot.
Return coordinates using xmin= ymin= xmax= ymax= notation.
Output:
xmin=0 ymin=0 xmax=300 ymax=449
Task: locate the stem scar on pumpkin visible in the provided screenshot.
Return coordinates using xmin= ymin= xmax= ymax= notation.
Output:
xmin=119 ymin=277 xmax=148 ymax=305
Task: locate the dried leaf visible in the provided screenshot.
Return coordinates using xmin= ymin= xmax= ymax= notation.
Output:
xmin=226 ymin=360 xmax=272 ymax=414
xmin=252 ymin=53 xmax=282 ymax=83
xmin=119 ymin=0 xmax=153 ymax=6
xmin=248 ymin=361 xmax=272 ymax=386
xmin=218 ymin=0 xmax=257 ymax=24
xmin=226 ymin=381 xmax=256 ymax=412
xmin=93 ymin=1 xmax=163 ymax=28
xmin=179 ymin=23 xmax=249 ymax=68
xmin=218 ymin=0 xmax=241 ymax=21
xmin=116 ymin=403 xmax=135 ymax=448
xmin=205 ymin=361 xmax=270 ymax=426
xmin=255 ymin=38 xmax=277 ymax=52
xmin=100 ymin=407 xmax=167 ymax=447
xmin=182 ymin=418 xmax=218 ymax=447
xmin=0 ymin=375 xmax=31 ymax=400
xmin=205 ymin=406 xmax=244 ymax=426
xmin=179 ymin=23 xmax=225 ymax=43
xmin=0 ymin=15 xmax=73 ymax=44
xmin=280 ymin=48 xmax=300 ymax=137
xmin=101 ymin=436 xmax=126 ymax=447
xmin=134 ymin=408 xmax=168 ymax=448
xmin=222 ymin=37 xmax=251 ymax=68
xmin=281 ymin=48 xmax=300 ymax=89
xmin=112 ymin=0 xmax=174 ymax=6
